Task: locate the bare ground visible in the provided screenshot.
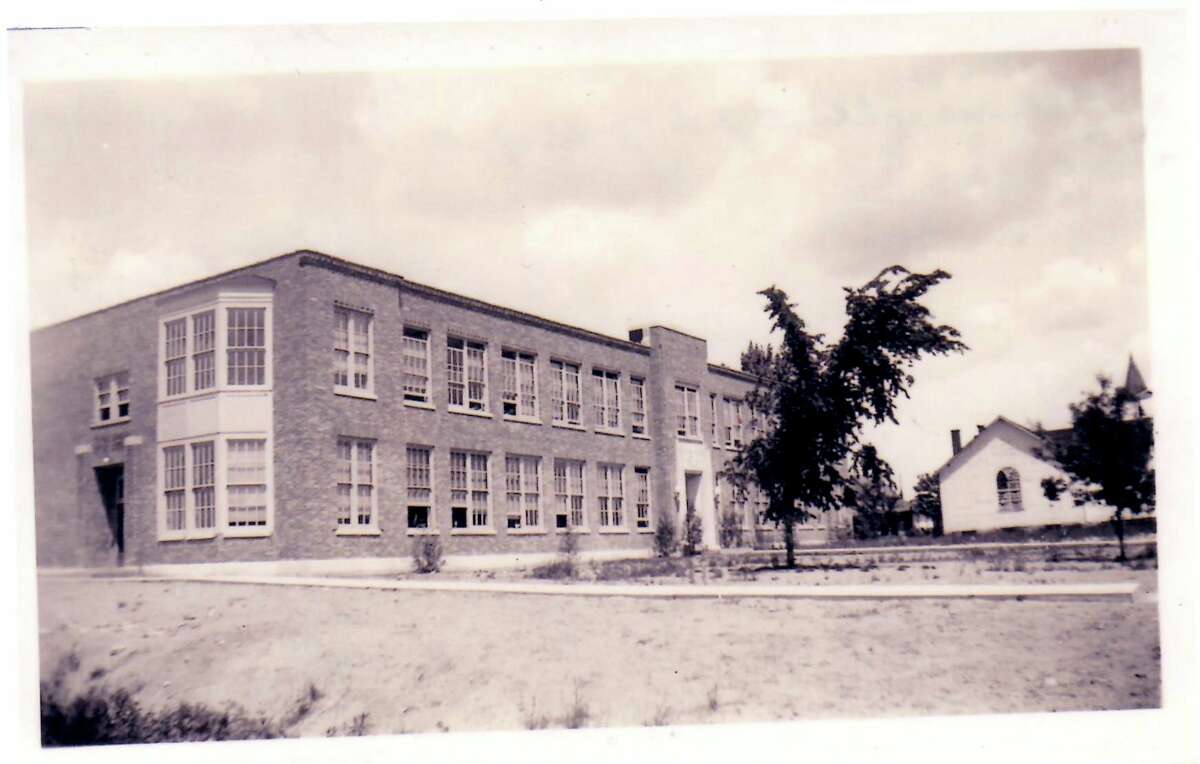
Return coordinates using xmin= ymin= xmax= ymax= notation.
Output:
xmin=36 ymin=562 xmax=1161 ymax=737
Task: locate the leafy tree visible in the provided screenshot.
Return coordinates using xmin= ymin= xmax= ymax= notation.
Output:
xmin=844 ymin=446 xmax=902 ymax=539
xmin=912 ymin=472 xmax=944 ymax=536
xmin=1039 ymin=376 xmax=1154 ymax=562
xmin=725 ymin=266 xmax=966 ymax=567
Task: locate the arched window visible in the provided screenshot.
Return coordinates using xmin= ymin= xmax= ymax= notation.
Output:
xmin=996 ymin=468 xmax=1023 ymax=512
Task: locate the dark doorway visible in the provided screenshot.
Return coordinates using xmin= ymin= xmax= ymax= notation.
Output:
xmin=95 ymin=465 xmax=125 ymax=564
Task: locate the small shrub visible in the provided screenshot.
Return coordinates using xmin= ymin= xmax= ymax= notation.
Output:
xmin=683 ymin=510 xmax=704 ymax=557
xmin=412 ymin=536 xmax=445 ymax=574
xmin=559 ymin=529 xmax=581 ymax=577
xmin=718 ymin=509 xmax=744 ymax=549
xmin=653 ymin=511 xmax=679 ymax=558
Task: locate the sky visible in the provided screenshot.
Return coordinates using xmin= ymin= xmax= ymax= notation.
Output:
xmin=18 ymin=38 xmax=1149 ymax=494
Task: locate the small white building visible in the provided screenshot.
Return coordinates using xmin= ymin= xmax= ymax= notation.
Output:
xmin=934 ymin=416 xmax=1111 ymax=534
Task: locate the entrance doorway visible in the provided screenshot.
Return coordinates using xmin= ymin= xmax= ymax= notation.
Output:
xmin=684 ymin=472 xmax=702 ymax=516
xmin=95 ymin=465 xmax=125 ymax=564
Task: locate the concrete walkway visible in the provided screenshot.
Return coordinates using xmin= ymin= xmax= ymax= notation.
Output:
xmin=84 ymin=573 xmax=1142 ymax=602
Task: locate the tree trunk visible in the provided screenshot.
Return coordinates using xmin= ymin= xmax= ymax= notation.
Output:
xmin=784 ymin=516 xmax=796 ymax=568
xmin=1112 ymin=507 xmax=1127 ymax=563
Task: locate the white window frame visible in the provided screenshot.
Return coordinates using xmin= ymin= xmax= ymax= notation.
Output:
xmin=723 ymin=397 xmax=746 ymax=448
xmin=501 ymin=349 xmax=539 ymax=420
xmin=158 ymin=295 xmax=273 ymax=402
xmin=675 ymin=385 xmax=700 ymax=438
xmin=406 ymin=445 xmax=436 ymax=532
xmin=630 ymin=377 xmax=648 ymax=437
xmin=551 ymin=360 xmax=583 ymax=427
xmin=402 ymin=327 xmax=432 ymax=406
xmin=710 ymin=393 xmax=719 ymax=446
xmin=336 ymin=437 xmax=379 ymax=534
xmin=591 ymin=368 xmax=621 ymax=432
xmin=334 ymin=306 xmax=375 ymax=399
xmin=504 ymin=454 xmax=542 ymax=531
xmin=996 ymin=467 xmax=1024 ymax=512
xmin=634 ymin=466 xmax=652 ymax=531
xmin=596 ymin=463 xmax=626 ymax=530
xmin=553 ymin=458 xmax=587 ymax=530
xmin=447 ymin=337 xmax=489 ymax=413
xmin=450 ymin=450 xmax=493 ymax=533
xmin=93 ymin=372 xmax=131 ymax=426
xmin=157 ymin=435 xmax=273 ymax=540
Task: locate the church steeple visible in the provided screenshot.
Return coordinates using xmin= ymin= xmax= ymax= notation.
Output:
xmin=1124 ymin=355 xmax=1150 ymax=400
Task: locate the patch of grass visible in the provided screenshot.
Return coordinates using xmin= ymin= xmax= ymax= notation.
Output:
xmin=326 ymin=712 xmax=370 ymax=738
xmin=39 ymin=652 xmax=330 ymax=746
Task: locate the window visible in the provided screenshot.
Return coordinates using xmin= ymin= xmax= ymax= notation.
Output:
xmin=630 ymin=377 xmax=647 ymax=436
xmin=755 ymin=491 xmax=771 ymax=527
xmin=334 ymin=307 xmax=373 ymax=394
xmin=723 ymin=398 xmax=746 ymax=448
xmin=450 ymin=451 xmax=490 ymax=529
xmin=553 ymin=459 xmax=586 ymax=528
xmin=227 ymin=308 xmax=266 ymax=386
xmin=192 ymin=441 xmax=216 ymax=530
xmin=161 ymin=302 xmax=271 ymax=398
xmin=227 ymin=439 xmax=269 ymax=527
xmin=592 ymin=369 xmax=621 ymax=430
xmin=402 ymin=327 xmax=431 ymax=404
xmin=675 ymin=385 xmax=700 ymax=437
xmin=448 ymin=337 xmax=488 ymax=411
xmin=160 ymin=439 xmax=218 ymax=536
xmin=192 ymin=310 xmax=216 ymax=391
xmin=551 ymin=360 xmax=582 ymax=426
xmin=635 ymin=467 xmax=651 ymax=529
xmin=336 ymin=438 xmax=376 ymax=530
xmin=505 ymin=455 xmax=541 ymax=529
xmin=996 ymin=468 xmax=1023 ymax=512
xmin=597 ymin=463 xmax=624 ymax=528
xmin=710 ymin=393 xmax=718 ymax=443
xmin=502 ymin=350 xmax=538 ymax=418
xmin=94 ymin=372 xmax=130 ymax=424
xmin=406 ymin=446 xmax=433 ymax=529
xmin=164 ymin=319 xmax=187 ymax=396
xmin=163 ymin=446 xmax=187 ymax=531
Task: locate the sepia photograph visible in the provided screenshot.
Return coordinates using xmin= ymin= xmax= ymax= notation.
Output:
xmin=5 ymin=6 xmax=1197 ymax=764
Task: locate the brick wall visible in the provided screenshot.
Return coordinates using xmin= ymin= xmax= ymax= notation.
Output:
xmin=31 ymin=251 xmax=769 ymax=567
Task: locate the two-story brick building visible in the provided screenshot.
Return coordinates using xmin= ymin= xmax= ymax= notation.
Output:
xmin=31 ymin=250 xmax=802 ymax=572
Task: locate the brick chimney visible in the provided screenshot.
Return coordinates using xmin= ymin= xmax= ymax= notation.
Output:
xmin=951 ymin=429 xmax=962 ymax=455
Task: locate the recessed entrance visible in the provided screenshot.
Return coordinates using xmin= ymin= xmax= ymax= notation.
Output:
xmin=94 ymin=465 xmax=125 ymax=565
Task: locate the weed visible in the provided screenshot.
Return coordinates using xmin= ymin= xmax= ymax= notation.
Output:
xmin=523 ymin=698 xmax=551 ymax=731
xmin=562 ymin=681 xmax=591 ymax=729
xmin=283 ymin=682 xmax=323 ymax=727
xmin=649 ymin=704 xmax=672 ymax=727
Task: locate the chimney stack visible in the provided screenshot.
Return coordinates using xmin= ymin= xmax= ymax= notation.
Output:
xmin=951 ymin=429 xmax=962 ymax=455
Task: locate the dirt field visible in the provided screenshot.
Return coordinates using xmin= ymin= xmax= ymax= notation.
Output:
xmin=36 ymin=564 xmax=1161 ymax=737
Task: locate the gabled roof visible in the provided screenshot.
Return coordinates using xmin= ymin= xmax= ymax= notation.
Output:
xmin=933 ymin=416 xmax=1055 ymax=482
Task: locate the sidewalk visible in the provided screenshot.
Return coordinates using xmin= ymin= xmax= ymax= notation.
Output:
xmin=71 ymin=572 xmax=1143 ymax=602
